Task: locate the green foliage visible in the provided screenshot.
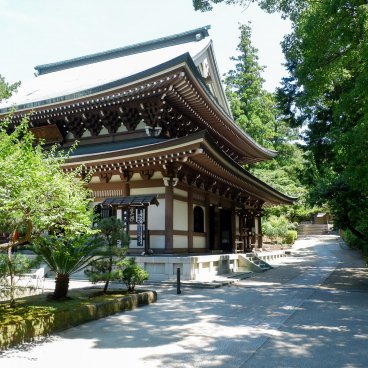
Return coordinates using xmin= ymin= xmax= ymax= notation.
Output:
xmin=28 ymin=234 xmax=105 ymax=299
xmin=0 ymin=289 xmax=156 ymax=349
xmin=0 ymin=74 xmax=20 ymax=101
xmin=0 ymin=252 xmax=41 ymax=307
xmin=0 ymin=116 xmax=94 ymax=251
xmin=113 ymin=258 xmax=149 ymax=292
xmin=273 ymin=0 xmax=368 ymax=246
xmin=262 ymin=215 xmax=297 ymax=244
xmin=284 ymin=230 xmax=298 ymax=245
xmin=85 ymin=217 xmax=129 ymax=293
xmin=224 ymin=23 xmax=295 ymax=149
xmin=341 ymin=229 xmax=368 ymax=256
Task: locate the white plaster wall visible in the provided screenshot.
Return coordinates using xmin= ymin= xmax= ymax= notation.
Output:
xmin=148 ymin=199 xmax=165 ymax=230
xmin=117 ymin=123 xmax=127 ymax=133
xmin=130 ymin=187 xmax=165 ymax=195
xmin=193 ymin=236 xmax=206 ymax=249
xmin=109 ymin=174 xmax=122 ymax=183
xmin=90 ymin=176 xmax=100 ymax=184
xmin=174 ymin=188 xmax=188 ymax=198
xmin=173 ymin=235 xmax=188 ymax=249
xmin=131 ymin=173 xmax=143 ymax=181
xmin=149 ymin=235 xmax=165 ymax=249
xmin=174 ymin=199 xmax=188 ymax=231
xmin=151 ymin=171 xmax=163 ymax=179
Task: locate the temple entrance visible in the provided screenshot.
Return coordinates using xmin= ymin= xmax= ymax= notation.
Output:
xmin=220 ymin=209 xmax=233 ymax=253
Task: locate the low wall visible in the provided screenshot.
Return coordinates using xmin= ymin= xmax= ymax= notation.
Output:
xmin=135 ymin=254 xmax=240 ymax=281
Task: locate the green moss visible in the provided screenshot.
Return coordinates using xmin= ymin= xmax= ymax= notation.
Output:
xmin=0 ymin=288 xmax=157 ymax=350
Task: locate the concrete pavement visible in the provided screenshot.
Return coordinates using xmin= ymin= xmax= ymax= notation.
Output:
xmin=1 ymin=235 xmax=367 ymax=367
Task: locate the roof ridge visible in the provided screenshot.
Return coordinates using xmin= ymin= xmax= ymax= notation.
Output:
xmin=35 ymin=25 xmax=211 ymax=76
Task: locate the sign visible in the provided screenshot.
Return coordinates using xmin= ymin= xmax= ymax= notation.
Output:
xmin=136 ymin=208 xmax=144 ymax=247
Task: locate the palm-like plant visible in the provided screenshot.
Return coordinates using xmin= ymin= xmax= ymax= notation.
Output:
xmin=29 ymin=234 xmax=106 ymax=299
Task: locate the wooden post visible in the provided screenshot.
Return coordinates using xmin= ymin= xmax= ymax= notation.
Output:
xmin=205 ymin=194 xmax=210 ymax=251
xmin=257 ymin=215 xmax=263 ymax=249
xmin=188 ymin=188 xmax=193 ymax=252
xmin=165 ymin=182 xmax=174 ymax=251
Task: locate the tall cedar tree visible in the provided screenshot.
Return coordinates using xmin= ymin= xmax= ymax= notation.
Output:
xmin=224 ymin=24 xmax=304 ymax=206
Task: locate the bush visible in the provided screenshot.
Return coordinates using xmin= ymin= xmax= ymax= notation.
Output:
xmin=262 ymin=215 xmax=297 ymax=244
xmin=284 ymin=230 xmax=298 ymax=245
xmin=341 ymin=229 xmax=368 ymax=256
xmin=114 ymin=258 xmax=148 ymax=292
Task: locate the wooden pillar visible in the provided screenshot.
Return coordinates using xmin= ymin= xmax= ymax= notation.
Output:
xmin=251 ymin=216 xmax=256 ymax=248
xmin=188 ymin=188 xmax=193 ymax=252
xmin=165 ymin=183 xmax=174 ymax=252
xmin=231 ymin=204 xmax=236 ymax=253
xmin=144 ymin=204 xmax=149 ymax=253
xmin=257 ymin=215 xmax=263 ymax=249
xmin=215 ymin=207 xmax=221 ymax=250
xmin=205 ymin=194 xmax=210 ymax=251
xmin=122 ymin=181 xmax=130 ymax=197
xmin=120 ymin=170 xmax=132 ymax=197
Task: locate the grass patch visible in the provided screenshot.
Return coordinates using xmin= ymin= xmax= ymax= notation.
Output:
xmin=0 ymin=288 xmax=157 ymax=350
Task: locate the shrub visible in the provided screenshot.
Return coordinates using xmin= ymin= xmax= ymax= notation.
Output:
xmin=284 ymin=230 xmax=298 ymax=245
xmin=114 ymin=258 xmax=148 ymax=292
xmin=262 ymin=215 xmax=296 ymax=244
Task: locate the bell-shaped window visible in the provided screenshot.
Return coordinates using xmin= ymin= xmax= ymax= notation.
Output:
xmin=193 ymin=206 xmax=204 ymax=233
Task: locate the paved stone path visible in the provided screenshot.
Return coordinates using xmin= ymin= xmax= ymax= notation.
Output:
xmin=1 ymin=235 xmax=367 ymax=367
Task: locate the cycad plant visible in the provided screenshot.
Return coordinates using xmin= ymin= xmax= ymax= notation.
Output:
xmin=29 ymin=234 xmax=106 ymax=299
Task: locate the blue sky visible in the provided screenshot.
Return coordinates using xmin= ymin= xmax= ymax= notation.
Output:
xmin=0 ymin=0 xmax=290 ymax=91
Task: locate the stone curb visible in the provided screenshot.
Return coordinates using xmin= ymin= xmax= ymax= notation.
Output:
xmin=0 ymin=290 xmax=157 ymax=350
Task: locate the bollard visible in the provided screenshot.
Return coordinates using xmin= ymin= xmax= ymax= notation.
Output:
xmin=177 ymin=267 xmax=181 ymax=294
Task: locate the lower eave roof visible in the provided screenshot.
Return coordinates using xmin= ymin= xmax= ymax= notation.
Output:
xmin=63 ymin=130 xmax=296 ymax=206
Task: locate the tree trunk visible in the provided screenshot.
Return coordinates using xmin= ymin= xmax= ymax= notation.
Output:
xmin=53 ymin=273 xmax=70 ymax=299
xmin=103 ymin=253 xmax=113 ymax=293
xmin=7 ymin=246 xmax=16 ymax=308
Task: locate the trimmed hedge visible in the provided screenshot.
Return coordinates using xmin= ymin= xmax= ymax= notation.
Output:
xmin=0 ymin=290 xmax=157 ymax=350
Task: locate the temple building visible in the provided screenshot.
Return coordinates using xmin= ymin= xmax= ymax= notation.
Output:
xmin=0 ymin=26 xmax=294 ymax=279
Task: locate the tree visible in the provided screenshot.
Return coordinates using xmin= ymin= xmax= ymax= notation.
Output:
xmin=0 ymin=74 xmax=20 ymax=101
xmin=224 ymin=23 xmax=285 ymax=149
xmin=85 ymin=217 xmax=129 ymax=293
xmin=0 ymin=116 xmax=94 ymax=252
xmin=0 ymin=115 xmax=95 ymax=303
xmin=0 ymin=253 xmax=41 ymax=307
xmin=273 ymin=1 xmax=368 ymax=252
xmin=224 ymin=23 xmax=307 ymax=221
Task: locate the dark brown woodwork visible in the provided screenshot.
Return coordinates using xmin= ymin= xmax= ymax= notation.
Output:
xmin=165 ymin=184 xmax=174 ymax=251
xmin=205 ymin=194 xmax=210 ymax=251
xmin=140 ymin=99 xmax=164 ymax=127
xmin=214 ymin=207 xmax=221 ymax=251
xmin=119 ymin=169 xmax=133 ymax=182
xmin=99 ymin=172 xmax=112 ymax=183
xmin=120 ymin=105 xmax=141 ymax=131
xmin=188 ymin=188 xmax=193 ymax=252
xmin=140 ymin=169 xmax=154 ymax=181
xmin=29 ymin=124 xmax=63 ymax=144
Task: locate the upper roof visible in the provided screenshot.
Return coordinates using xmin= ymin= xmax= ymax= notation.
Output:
xmin=0 ymin=26 xmax=216 ymax=111
xmin=0 ymin=26 xmax=277 ymax=164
